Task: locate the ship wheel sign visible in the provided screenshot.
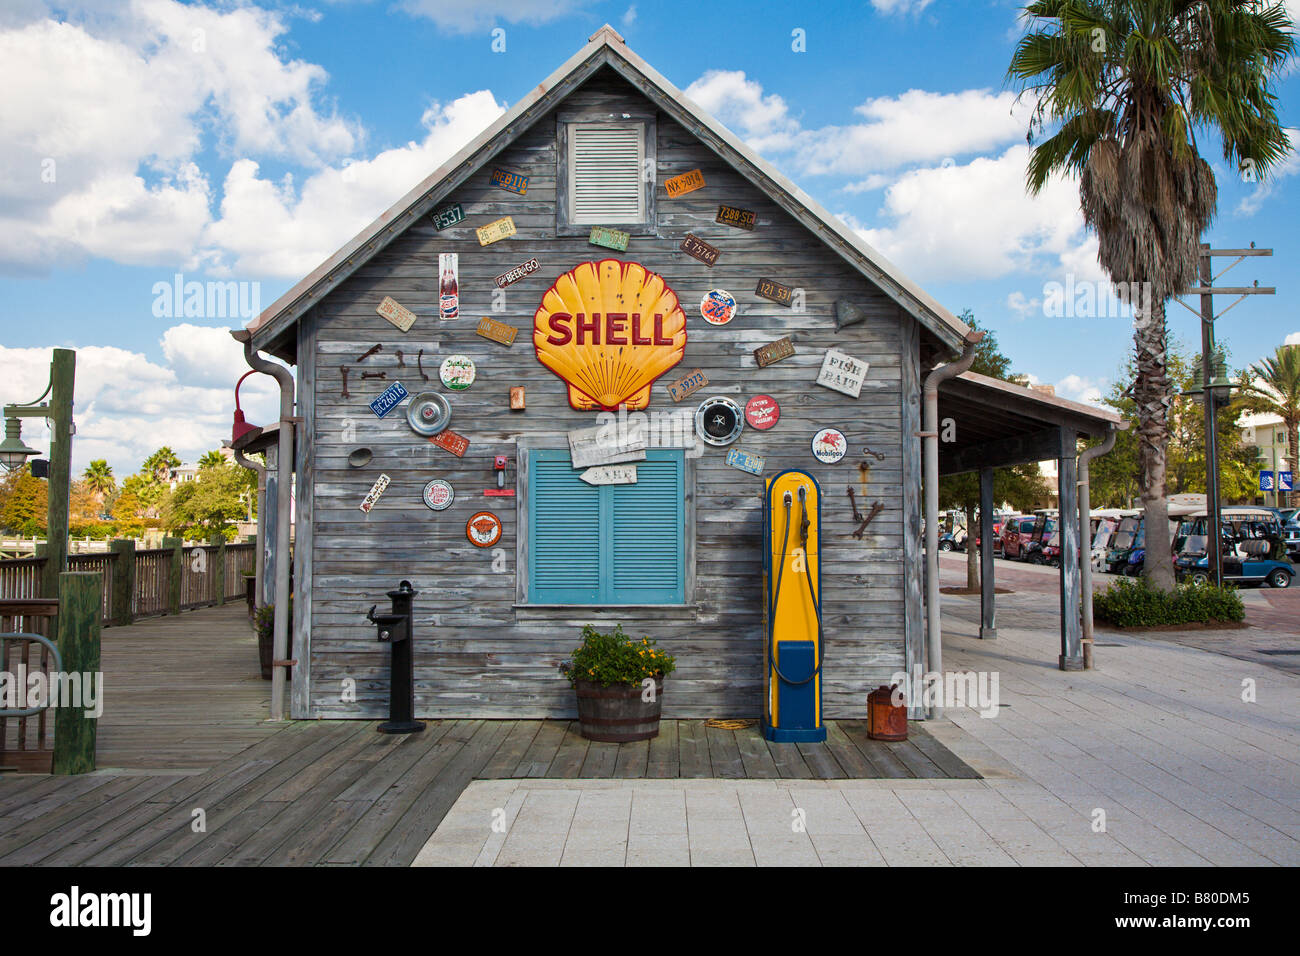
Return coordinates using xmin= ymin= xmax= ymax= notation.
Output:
xmin=466 ymin=511 xmax=502 ymax=548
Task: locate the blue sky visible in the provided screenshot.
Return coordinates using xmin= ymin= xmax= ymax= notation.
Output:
xmin=0 ymin=0 xmax=1296 ymax=477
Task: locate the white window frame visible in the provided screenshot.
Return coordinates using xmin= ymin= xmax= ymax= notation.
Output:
xmin=556 ymin=110 xmax=656 ymax=236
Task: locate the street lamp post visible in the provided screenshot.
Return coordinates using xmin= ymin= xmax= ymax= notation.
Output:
xmin=1183 ymin=350 xmax=1233 ymax=587
xmin=1 ymin=349 xmax=75 ymax=598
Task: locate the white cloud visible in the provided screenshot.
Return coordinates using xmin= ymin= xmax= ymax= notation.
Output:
xmin=622 ymin=5 xmax=637 ymax=27
xmin=842 ymin=174 xmax=893 ymax=194
xmin=684 ymin=71 xmax=802 ymax=154
xmin=1006 ymin=290 xmax=1041 ymax=319
xmin=1055 ymin=374 xmax=1108 ymax=407
xmin=843 ymin=146 xmax=1095 ymax=283
xmin=395 ymin=0 xmax=594 ymax=33
xmin=201 ymin=90 xmax=506 ymax=277
xmin=870 ymin=0 xmax=935 ymax=13
xmin=0 ymin=331 xmax=282 ymax=478
xmin=1235 ymin=128 xmax=1300 ymax=216
xmin=1284 ymin=332 xmax=1300 ymax=346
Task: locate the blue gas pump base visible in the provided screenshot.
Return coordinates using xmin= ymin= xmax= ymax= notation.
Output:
xmin=764 ymin=725 xmax=827 ymax=743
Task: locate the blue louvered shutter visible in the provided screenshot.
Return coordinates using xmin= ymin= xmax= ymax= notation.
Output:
xmin=528 ymin=448 xmax=684 ymax=605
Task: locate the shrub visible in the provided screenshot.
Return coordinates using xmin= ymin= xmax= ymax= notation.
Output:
xmin=1093 ymin=577 xmax=1245 ymax=628
xmin=559 ymin=624 xmax=676 ymax=687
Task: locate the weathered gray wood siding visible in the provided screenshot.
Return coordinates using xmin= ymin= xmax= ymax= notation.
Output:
xmin=300 ymin=69 xmax=916 ymax=719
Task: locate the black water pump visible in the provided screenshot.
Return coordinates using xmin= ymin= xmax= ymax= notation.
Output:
xmin=366 ymin=580 xmax=425 ymax=734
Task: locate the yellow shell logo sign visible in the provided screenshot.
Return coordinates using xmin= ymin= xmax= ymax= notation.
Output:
xmin=534 ymin=259 xmax=687 ymax=410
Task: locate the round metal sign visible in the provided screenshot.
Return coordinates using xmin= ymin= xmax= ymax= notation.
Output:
xmin=440 ymin=354 xmax=476 ymax=390
xmin=406 ymin=391 xmax=452 ymax=436
xmin=700 ymin=289 xmax=738 ymax=326
xmin=695 ymin=396 xmax=744 ymax=446
xmin=466 ymin=511 xmax=502 ymax=548
xmin=422 ymin=479 xmax=455 ymax=511
xmin=745 ymin=395 xmax=780 ymax=430
xmin=811 ymin=427 xmax=848 ymax=463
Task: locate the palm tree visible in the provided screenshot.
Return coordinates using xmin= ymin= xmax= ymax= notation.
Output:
xmin=82 ymin=459 xmax=115 ymax=497
xmin=1008 ymin=0 xmax=1294 ymax=590
xmin=142 ymin=447 xmax=181 ymax=483
xmin=197 ymin=450 xmax=227 ymax=471
xmin=1238 ymin=344 xmax=1300 ymax=507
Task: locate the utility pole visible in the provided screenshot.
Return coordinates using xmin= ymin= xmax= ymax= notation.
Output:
xmin=1178 ymin=244 xmax=1274 ymax=588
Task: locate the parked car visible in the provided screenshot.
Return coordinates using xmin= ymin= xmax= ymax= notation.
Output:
xmin=1001 ymin=515 xmax=1038 ymax=560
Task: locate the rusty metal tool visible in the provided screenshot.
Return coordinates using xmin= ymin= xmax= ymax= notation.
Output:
xmin=357 ymin=344 xmax=382 ymax=362
xmin=340 ymin=366 xmax=351 ymax=398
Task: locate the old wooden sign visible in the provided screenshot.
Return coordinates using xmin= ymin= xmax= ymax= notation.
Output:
xmin=666 ymin=369 xmax=708 ymax=402
xmin=716 ymin=205 xmax=756 ymax=230
xmin=476 ymin=316 xmax=518 ymax=347
xmin=428 ymin=429 xmax=470 ymax=457
xmin=664 ymin=168 xmax=705 ymax=197
xmin=376 ymin=296 xmax=416 ymax=332
xmin=680 ymin=233 xmax=719 ymax=267
xmin=476 ymin=216 xmax=516 ymax=246
xmin=725 ymin=448 xmax=765 ymax=476
xmin=368 ymin=381 xmax=409 ymax=418
xmin=431 ymin=204 xmax=464 ymax=230
xmin=588 ymin=226 xmax=630 ymax=252
xmin=754 ymin=336 xmax=795 ymax=369
xmin=359 ymin=474 xmax=390 ymax=514
xmin=490 ymin=168 xmax=528 ymax=194
xmin=579 ymin=464 xmax=638 ymax=486
xmin=569 ymin=423 xmax=647 ymax=469
xmin=494 ymin=257 xmax=539 ymax=288
xmin=816 ymin=348 xmax=869 ymax=398
xmin=755 ymin=278 xmax=794 ymax=307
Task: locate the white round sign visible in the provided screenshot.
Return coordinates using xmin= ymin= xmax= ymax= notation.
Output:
xmin=811 ymin=427 xmax=847 ymax=464
xmin=422 ymin=479 xmax=455 ymax=511
xmin=440 ymin=354 xmax=476 ymax=390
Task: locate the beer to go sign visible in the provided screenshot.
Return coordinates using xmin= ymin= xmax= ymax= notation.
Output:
xmin=534 ymin=259 xmax=686 ymax=411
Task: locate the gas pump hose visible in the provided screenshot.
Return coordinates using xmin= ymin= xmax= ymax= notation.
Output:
xmin=768 ymin=487 xmax=825 ymax=687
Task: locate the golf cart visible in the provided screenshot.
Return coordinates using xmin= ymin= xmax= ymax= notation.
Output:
xmin=1175 ymin=507 xmax=1294 ymax=588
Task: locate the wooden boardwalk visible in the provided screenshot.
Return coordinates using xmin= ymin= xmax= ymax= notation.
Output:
xmin=0 ymin=605 xmax=976 ymax=866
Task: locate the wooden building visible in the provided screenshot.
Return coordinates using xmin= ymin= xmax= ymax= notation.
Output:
xmin=241 ymin=26 xmax=1116 ymax=722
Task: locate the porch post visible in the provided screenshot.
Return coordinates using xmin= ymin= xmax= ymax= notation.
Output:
xmin=979 ymin=465 xmax=997 ymax=639
xmin=1057 ymin=428 xmax=1083 ymax=670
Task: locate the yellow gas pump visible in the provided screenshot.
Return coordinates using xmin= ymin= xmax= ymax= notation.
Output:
xmin=762 ymin=470 xmax=825 ymax=742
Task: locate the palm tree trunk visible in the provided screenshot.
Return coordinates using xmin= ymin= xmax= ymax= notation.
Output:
xmin=1133 ymin=299 xmax=1176 ymax=591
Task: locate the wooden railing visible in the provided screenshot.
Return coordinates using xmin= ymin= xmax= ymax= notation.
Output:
xmin=0 ymin=541 xmax=255 ymax=626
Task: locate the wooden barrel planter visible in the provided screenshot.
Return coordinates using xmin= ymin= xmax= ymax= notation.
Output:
xmin=575 ymin=678 xmax=663 ymax=742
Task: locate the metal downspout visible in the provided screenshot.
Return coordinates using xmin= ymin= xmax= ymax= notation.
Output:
xmin=921 ymin=331 xmax=983 ymax=719
xmin=231 ymin=447 xmax=267 ymax=615
xmin=231 ymin=330 xmax=295 ymax=722
xmin=1078 ymin=423 xmax=1124 ymax=669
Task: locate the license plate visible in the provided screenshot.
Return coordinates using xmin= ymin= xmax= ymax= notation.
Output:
xmin=428 ymin=429 xmax=469 ymax=457
xmin=665 ymin=169 xmax=705 ymax=198
xmin=681 ymin=233 xmax=719 ymax=266
xmin=726 ymin=448 xmax=765 ymax=476
xmin=490 ymin=168 xmax=528 ymax=194
xmin=716 ymin=205 xmax=755 ymax=230
xmin=477 ymin=216 xmax=516 ymax=246
xmin=494 ymin=257 xmax=539 ymax=288
xmin=376 ymin=296 xmax=416 ymax=332
xmin=431 ymin=204 xmax=464 ymax=230
xmin=666 ymin=369 xmax=708 ymax=402
xmin=754 ymin=336 xmax=795 ymax=368
xmin=476 ymin=316 xmax=518 ymax=346
xmin=588 ymin=226 xmax=630 ymax=252
xmin=755 ymin=278 xmax=794 ymax=307
xmin=368 ymin=381 xmax=409 ymax=418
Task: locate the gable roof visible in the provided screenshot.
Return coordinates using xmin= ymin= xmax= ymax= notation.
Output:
xmin=247 ymin=24 xmax=972 ymax=360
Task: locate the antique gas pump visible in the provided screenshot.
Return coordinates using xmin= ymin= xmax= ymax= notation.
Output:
xmin=762 ymin=470 xmax=826 ymax=742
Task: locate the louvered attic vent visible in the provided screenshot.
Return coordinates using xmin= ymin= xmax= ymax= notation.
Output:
xmin=567 ymin=124 xmax=645 ymax=224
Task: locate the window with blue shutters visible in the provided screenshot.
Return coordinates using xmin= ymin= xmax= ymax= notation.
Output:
xmin=528 ymin=448 xmax=685 ymax=604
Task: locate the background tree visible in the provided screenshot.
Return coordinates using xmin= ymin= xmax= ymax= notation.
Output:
xmin=197 ymin=449 xmax=227 ymax=470
xmin=110 ymin=490 xmax=146 ymax=539
xmin=1008 ymin=0 xmax=1295 ymax=590
xmin=1236 ymin=343 xmax=1300 ymax=507
xmin=142 ymin=447 xmax=181 ymax=483
xmin=82 ymin=459 xmax=115 ymax=504
xmin=0 ymin=466 xmax=48 ymax=536
xmin=937 ymin=312 xmax=1053 ymax=587
xmin=160 ymin=464 xmax=247 ymax=540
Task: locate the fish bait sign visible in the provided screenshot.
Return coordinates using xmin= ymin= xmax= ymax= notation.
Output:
xmin=495 ymin=258 xmax=540 ymax=288
xmin=755 ymin=278 xmax=794 ymax=307
xmin=816 ymin=348 xmax=869 ymax=398
xmin=376 ymin=296 xmax=417 ymax=333
xmin=754 ymin=336 xmax=795 ymax=369
xmin=666 ymin=369 xmax=708 ymax=402
xmin=431 ymin=204 xmax=464 ymax=230
xmin=568 ymin=423 xmax=648 ymax=469
xmin=580 ymin=464 xmax=638 ymax=486
xmin=680 ymin=233 xmax=719 ymax=267
xmin=716 ymin=205 xmax=756 ymax=230
xmin=588 ymin=226 xmax=630 ymax=252
xmin=368 ymin=381 xmax=409 ymax=418
xmin=725 ymin=448 xmax=765 ymax=476
xmin=477 ymin=216 xmax=517 ymax=246
xmin=476 ymin=316 xmax=518 ymax=347
xmin=664 ymin=168 xmax=705 ymax=198
xmin=490 ymin=168 xmax=528 ymax=194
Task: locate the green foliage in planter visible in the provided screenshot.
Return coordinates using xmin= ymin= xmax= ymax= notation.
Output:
xmin=254 ymin=598 xmax=293 ymax=639
xmin=559 ymin=624 xmax=676 ymax=687
xmin=1093 ymin=577 xmax=1244 ymax=628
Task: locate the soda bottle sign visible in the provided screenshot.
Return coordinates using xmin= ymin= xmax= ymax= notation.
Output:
xmin=439 ymin=253 xmax=459 ymax=319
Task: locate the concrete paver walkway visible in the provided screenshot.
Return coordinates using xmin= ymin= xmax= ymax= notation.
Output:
xmin=415 ymin=557 xmax=1300 ymax=866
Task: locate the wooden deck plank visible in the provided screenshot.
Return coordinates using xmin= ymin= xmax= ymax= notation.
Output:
xmin=838 ymin=720 xmax=912 ymax=778
xmin=677 ymin=720 xmax=712 ymax=778
xmin=704 ymin=725 xmax=745 ymax=779
xmin=644 ymin=719 xmax=679 ymax=778
xmin=544 ymin=722 xmax=589 ymax=778
xmin=520 ymin=720 xmax=568 ymax=778
xmin=32 ymin=776 xmax=188 ymax=866
xmin=888 ymin=739 xmax=946 ymax=779
xmin=766 ymin=737 xmax=816 ymax=779
xmin=0 ymin=771 xmax=120 ymax=822
xmin=823 ymin=721 xmax=879 ymax=778
xmin=613 ymin=737 xmax=649 ymax=778
xmin=909 ymin=725 xmax=982 ymax=779
xmin=477 ymin=720 xmax=540 ymax=778
xmin=334 ymin=722 xmax=455 ymax=802
xmin=797 ymin=738 xmax=847 ymax=779
xmin=579 ymin=740 xmax=619 ymax=778
xmin=734 ymin=726 xmax=781 ymax=778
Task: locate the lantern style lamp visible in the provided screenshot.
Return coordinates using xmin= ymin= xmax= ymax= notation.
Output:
xmin=0 ymin=417 xmax=40 ymax=471
xmin=231 ymin=370 xmax=260 ymax=444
